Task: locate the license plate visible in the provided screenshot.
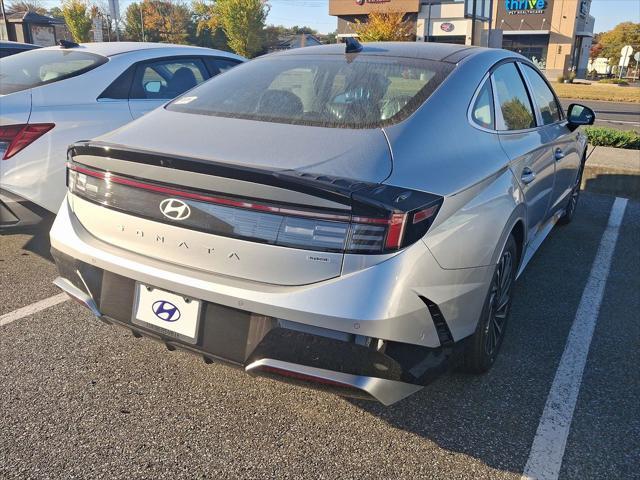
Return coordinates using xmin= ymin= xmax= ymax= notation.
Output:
xmin=132 ymin=283 xmax=201 ymax=344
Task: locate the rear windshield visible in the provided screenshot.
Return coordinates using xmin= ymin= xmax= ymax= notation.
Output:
xmin=167 ymin=54 xmax=454 ymax=128
xmin=0 ymin=49 xmax=107 ymax=95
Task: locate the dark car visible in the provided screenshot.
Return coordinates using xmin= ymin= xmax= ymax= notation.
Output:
xmin=0 ymin=40 xmax=40 ymax=58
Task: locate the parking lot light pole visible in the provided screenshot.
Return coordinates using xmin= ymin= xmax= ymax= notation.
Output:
xmin=139 ymin=3 xmax=145 ymax=42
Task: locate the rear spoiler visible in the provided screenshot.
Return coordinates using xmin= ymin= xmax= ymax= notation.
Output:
xmin=69 ymin=141 xmax=443 ymax=252
xmin=70 ymin=141 xmax=368 ymax=207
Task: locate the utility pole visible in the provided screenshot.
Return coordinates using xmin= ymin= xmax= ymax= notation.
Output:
xmin=471 ymin=0 xmax=477 ymax=46
xmin=426 ymin=0 xmax=432 ymax=43
xmin=0 ymin=0 xmax=8 ymax=41
xmin=139 ymin=3 xmax=145 ymax=42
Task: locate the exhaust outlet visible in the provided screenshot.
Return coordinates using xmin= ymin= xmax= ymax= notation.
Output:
xmin=246 ymin=358 xmax=422 ymax=406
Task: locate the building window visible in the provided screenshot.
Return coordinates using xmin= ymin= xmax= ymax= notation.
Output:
xmin=427 ymin=36 xmax=466 ymax=45
xmin=502 ymin=34 xmax=549 ymax=70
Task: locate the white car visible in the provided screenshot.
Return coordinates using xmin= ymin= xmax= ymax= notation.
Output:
xmin=0 ymin=42 xmax=244 ymax=227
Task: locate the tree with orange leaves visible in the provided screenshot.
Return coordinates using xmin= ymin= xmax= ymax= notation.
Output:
xmin=353 ymin=11 xmax=413 ymax=42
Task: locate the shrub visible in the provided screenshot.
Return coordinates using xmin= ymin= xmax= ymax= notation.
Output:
xmin=557 ymin=75 xmax=565 ymax=83
xmin=598 ymin=78 xmax=629 ymax=85
xmin=585 ymin=127 xmax=640 ymax=150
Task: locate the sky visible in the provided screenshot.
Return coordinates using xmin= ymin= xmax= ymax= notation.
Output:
xmin=36 ymin=0 xmax=638 ymax=34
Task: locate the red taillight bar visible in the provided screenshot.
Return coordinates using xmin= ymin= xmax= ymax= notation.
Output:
xmin=68 ymin=163 xmax=401 ymax=227
xmin=0 ymin=123 xmax=55 ymax=160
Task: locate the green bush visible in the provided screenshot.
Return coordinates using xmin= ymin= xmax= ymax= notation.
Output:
xmin=598 ymin=78 xmax=629 ymax=85
xmin=585 ymin=127 xmax=640 ymax=150
xmin=557 ymin=75 xmax=565 ymax=83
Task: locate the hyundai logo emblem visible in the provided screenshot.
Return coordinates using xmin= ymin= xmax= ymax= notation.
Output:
xmin=152 ymin=300 xmax=181 ymax=322
xmin=159 ymin=198 xmax=191 ymax=220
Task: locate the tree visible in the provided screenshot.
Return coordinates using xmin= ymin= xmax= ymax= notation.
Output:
xmin=502 ymin=99 xmax=534 ymax=131
xmin=124 ymin=0 xmax=191 ymax=44
xmin=598 ymin=22 xmax=640 ymax=64
xmin=48 ymin=6 xmax=64 ymax=19
xmin=213 ymin=0 xmax=269 ymax=58
xmin=62 ymin=0 xmax=92 ymax=42
xmin=289 ymin=25 xmax=316 ymax=35
xmin=124 ymin=2 xmax=146 ymax=40
xmin=353 ymin=11 xmax=412 ymax=42
xmin=192 ymin=0 xmax=217 ymax=40
xmin=589 ymin=42 xmax=603 ymax=60
xmin=6 ymin=1 xmax=47 ymax=15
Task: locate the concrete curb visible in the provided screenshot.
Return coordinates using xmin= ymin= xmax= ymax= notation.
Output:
xmin=582 ymin=146 xmax=640 ymax=200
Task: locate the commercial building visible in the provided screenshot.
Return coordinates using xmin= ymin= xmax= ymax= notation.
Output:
xmin=329 ymin=0 xmax=594 ymax=78
xmin=494 ymin=0 xmax=594 ymax=78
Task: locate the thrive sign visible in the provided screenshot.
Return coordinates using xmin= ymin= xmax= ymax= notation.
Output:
xmin=505 ymin=0 xmax=547 ymax=14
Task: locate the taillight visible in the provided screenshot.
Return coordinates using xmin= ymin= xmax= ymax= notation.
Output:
xmin=0 ymin=123 xmax=55 ymax=160
xmin=67 ymin=163 xmax=442 ymax=255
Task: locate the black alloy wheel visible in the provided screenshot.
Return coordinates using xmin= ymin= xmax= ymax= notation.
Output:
xmin=559 ymin=159 xmax=586 ymax=225
xmin=462 ymin=234 xmax=518 ymax=373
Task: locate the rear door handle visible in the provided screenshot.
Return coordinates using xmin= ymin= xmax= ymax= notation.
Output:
xmin=554 ymin=148 xmax=566 ymax=161
xmin=521 ymin=167 xmax=536 ymax=185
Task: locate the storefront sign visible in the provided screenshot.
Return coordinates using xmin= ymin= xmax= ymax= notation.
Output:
xmin=440 ymin=22 xmax=455 ymax=32
xmin=504 ymin=0 xmax=547 ymax=14
xmin=330 ymin=0 xmax=420 ymax=16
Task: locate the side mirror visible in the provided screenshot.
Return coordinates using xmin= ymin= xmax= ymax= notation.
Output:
xmin=144 ymin=80 xmax=162 ymax=94
xmin=567 ymin=103 xmax=595 ymax=130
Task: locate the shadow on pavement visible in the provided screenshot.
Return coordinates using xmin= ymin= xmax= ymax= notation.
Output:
xmin=0 ymin=212 xmax=55 ymax=262
xmin=348 ymin=193 xmax=617 ymax=474
xmin=584 ymin=173 xmax=640 ymax=200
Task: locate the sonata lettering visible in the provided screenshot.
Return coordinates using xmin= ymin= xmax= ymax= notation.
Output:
xmin=116 ymin=225 xmax=238 ymax=261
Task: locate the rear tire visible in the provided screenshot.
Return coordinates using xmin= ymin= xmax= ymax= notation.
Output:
xmin=558 ymin=159 xmax=585 ymax=226
xmin=462 ymin=235 xmax=518 ymax=374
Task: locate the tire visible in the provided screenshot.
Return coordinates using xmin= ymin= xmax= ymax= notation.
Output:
xmin=462 ymin=234 xmax=518 ymax=374
xmin=558 ymin=159 xmax=585 ymax=226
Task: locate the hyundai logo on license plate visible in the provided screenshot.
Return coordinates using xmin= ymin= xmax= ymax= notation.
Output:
xmin=152 ymin=300 xmax=181 ymax=322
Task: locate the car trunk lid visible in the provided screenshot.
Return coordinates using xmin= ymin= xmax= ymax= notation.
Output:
xmin=96 ymin=109 xmax=393 ymax=183
xmin=66 ymin=111 xmax=395 ymax=285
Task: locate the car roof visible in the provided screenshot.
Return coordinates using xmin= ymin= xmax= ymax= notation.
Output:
xmin=0 ymin=40 xmax=39 ymax=49
xmin=269 ymin=41 xmax=491 ymax=63
xmin=36 ymin=42 xmax=244 ymax=60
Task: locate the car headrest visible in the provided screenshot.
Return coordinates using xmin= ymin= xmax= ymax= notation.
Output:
xmin=256 ymin=90 xmax=304 ymax=118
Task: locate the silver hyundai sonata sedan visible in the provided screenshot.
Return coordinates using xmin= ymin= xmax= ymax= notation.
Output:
xmin=50 ymin=42 xmax=595 ymax=405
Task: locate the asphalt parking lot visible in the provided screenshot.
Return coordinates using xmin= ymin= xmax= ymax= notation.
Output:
xmin=1 ymin=192 xmax=639 ymax=480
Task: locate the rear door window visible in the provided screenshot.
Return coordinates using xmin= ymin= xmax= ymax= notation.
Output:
xmin=520 ymin=64 xmax=562 ymax=125
xmin=0 ymin=49 xmax=107 ymax=94
xmin=492 ymin=63 xmax=536 ymax=131
xmin=129 ymin=58 xmax=208 ymax=100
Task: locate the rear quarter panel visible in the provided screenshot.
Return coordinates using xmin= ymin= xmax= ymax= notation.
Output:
xmin=384 ymin=50 xmax=527 ymax=269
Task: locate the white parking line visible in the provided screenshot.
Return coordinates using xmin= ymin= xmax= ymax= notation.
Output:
xmin=521 ymin=197 xmax=628 ymax=480
xmin=0 ymin=293 xmax=68 ymax=327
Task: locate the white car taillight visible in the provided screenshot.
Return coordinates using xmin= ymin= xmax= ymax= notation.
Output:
xmin=0 ymin=123 xmax=55 ymax=160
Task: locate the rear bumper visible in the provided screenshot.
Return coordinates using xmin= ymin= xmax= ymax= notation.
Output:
xmin=0 ymin=188 xmax=47 ymax=229
xmin=51 ymin=255 xmax=450 ymax=405
xmin=50 ymin=197 xmax=492 ymax=404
